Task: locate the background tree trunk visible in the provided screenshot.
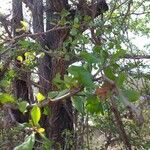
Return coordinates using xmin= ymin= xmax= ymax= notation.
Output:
xmin=32 ymin=0 xmax=73 ymax=149
xmin=45 ymin=0 xmax=73 ymax=147
xmin=12 ymin=0 xmax=30 ymax=123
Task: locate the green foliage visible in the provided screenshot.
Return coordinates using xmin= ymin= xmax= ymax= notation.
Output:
xmin=24 ymin=51 xmax=36 ymax=68
xmin=18 ymin=40 xmax=39 ymax=50
xmin=48 ymin=89 xmax=69 ymax=101
xmin=17 ymin=55 xmax=23 ymax=62
xmin=104 ymin=67 xmax=116 ymax=80
xmin=43 ymin=106 xmax=51 ymax=116
xmin=0 ymin=0 xmax=150 ymax=149
xmin=64 ymin=75 xmax=78 ymax=88
xmin=111 ymin=49 xmax=126 ymax=63
xmin=31 ymin=105 xmax=41 ymax=126
xmin=14 ymin=133 xmax=35 ymax=150
xmin=80 ymin=51 xmax=98 ymax=64
xmin=70 ymin=28 xmax=78 ymax=36
xmin=123 ymin=89 xmax=140 ymax=102
xmin=36 ymin=92 xmax=46 ymax=102
xmin=68 ymin=66 xmax=93 ymax=87
xmin=72 ymin=96 xmax=84 ymax=114
xmin=116 ymin=72 xmax=127 ymax=87
xmin=54 ymin=89 xmax=69 ymax=99
xmin=18 ymin=101 xmax=29 ymax=114
xmin=39 ymin=133 xmax=53 ymax=150
xmin=0 ymin=69 xmax=16 ymax=88
xmin=86 ymin=95 xmax=104 ymax=115
xmin=0 ymin=93 xmax=15 ymax=104
xmin=52 ymin=73 xmax=65 ymax=89
xmin=48 ymin=91 xmax=59 ymax=99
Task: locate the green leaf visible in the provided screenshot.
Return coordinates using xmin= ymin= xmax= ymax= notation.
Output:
xmin=104 ymin=67 xmax=116 ymax=80
xmin=123 ymin=89 xmax=140 ymax=102
xmin=14 ymin=133 xmax=35 ymax=150
xmin=68 ymin=66 xmax=93 ymax=87
xmin=84 ymin=15 xmax=92 ymax=23
xmin=52 ymin=73 xmax=64 ymax=89
xmin=72 ymin=96 xmax=84 ymax=113
xmin=111 ymin=49 xmax=126 ymax=63
xmin=48 ymin=91 xmax=59 ymax=99
xmin=68 ymin=66 xmax=80 ymax=76
xmin=17 ymin=56 xmax=23 ymax=62
xmin=78 ymin=70 xmax=93 ymax=87
xmin=70 ymin=28 xmax=77 ymax=36
xmin=0 ymin=93 xmax=15 ymax=104
xmin=54 ymin=89 xmax=69 ymax=99
xmin=73 ymin=23 xmax=80 ymax=29
xmin=20 ymin=21 xmax=28 ymax=31
xmin=93 ymin=45 xmax=101 ymax=53
xmin=36 ymin=92 xmax=45 ymax=102
xmin=48 ymin=89 xmax=69 ymax=102
xmin=43 ymin=106 xmax=50 ymax=116
xmin=74 ymin=17 xmax=79 ymax=23
xmin=8 ymin=69 xmax=16 ymax=78
xmin=80 ymin=51 xmax=98 ymax=63
xmin=108 ymin=42 xmax=114 ymax=49
xmin=64 ymin=75 xmax=73 ymax=88
xmin=18 ymin=101 xmax=29 ymax=114
xmin=37 ymin=128 xmax=45 ymax=133
xmin=40 ymin=134 xmax=52 ymax=150
xmin=116 ymin=72 xmax=127 ymax=87
xmin=31 ymin=105 xmax=41 ymax=126
xmin=86 ymin=95 xmax=104 ymax=115
xmin=61 ymin=9 xmax=70 ymax=17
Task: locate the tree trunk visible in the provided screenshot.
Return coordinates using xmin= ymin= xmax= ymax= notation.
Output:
xmin=46 ymin=1 xmax=73 ymax=148
xmin=32 ymin=0 xmax=73 ymax=149
xmin=12 ymin=0 xmax=30 ymax=123
xmin=47 ymin=58 xmax=73 ymax=149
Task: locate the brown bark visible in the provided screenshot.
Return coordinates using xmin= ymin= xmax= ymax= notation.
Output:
xmin=31 ymin=0 xmax=73 ymax=149
xmin=110 ymin=98 xmax=132 ymax=150
xmin=48 ymin=58 xmax=73 ymax=149
xmin=12 ymin=0 xmax=23 ymax=36
xmin=45 ymin=1 xmax=74 ymax=148
xmin=12 ymin=0 xmax=31 ymax=123
xmin=31 ymin=0 xmax=51 ymax=94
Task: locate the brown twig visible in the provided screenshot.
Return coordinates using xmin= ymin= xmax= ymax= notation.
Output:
xmin=110 ymin=96 xmax=132 ymax=150
xmin=2 ymin=86 xmax=82 ymax=110
xmin=0 ymin=14 xmax=12 ymax=38
xmin=1 ymin=26 xmax=70 ymax=45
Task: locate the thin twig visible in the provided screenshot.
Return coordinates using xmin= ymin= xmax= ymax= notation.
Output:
xmin=1 ymin=26 xmax=70 ymax=45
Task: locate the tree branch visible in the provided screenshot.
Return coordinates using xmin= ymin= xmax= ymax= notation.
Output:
xmin=0 ymin=14 xmax=12 ymax=37
xmin=110 ymin=96 xmax=132 ymax=150
xmin=35 ymin=86 xmax=82 ymax=108
xmin=1 ymin=26 xmax=70 ymax=45
xmin=2 ymin=86 xmax=82 ymax=110
xmin=123 ymin=54 xmax=150 ymax=59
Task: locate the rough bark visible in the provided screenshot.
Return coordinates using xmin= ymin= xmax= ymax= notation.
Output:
xmin=31 ymin=0 xmax=73 ymax=149
xmin=110 ymin=98 xmax=132 ymax=150
xmin=12 ymin=0 xmax=30 ymax=123
xmin=12 ymin=0 xmax=23 ymax=36
xmin=32 ymin=0 xmax=51 ymax=95
xmin=46 ymin=1 xmax=74 ymax=148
